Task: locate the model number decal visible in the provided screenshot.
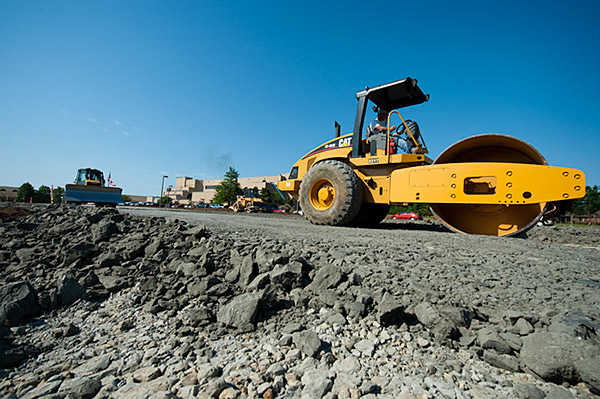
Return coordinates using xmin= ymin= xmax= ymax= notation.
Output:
xmin=368 ymin=158 xmax=380 ymax=164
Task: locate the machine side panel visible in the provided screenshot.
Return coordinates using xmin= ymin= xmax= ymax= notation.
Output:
xmin=389 ymin=163 xmax=585 ymax=204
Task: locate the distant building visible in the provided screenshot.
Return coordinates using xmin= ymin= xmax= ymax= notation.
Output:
xmin=125 ymin=195 xmax=155 ymax=203
xmin=0 ymin=186 xmax=19 ymax=202
xmin=163 ymin=175 xmax=287 ymax=204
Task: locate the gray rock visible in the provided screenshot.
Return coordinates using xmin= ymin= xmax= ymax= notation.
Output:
xmin=72 ymin=354 xmax=113 ymax=377
xmin=549 ymin=311 xmax=599 ymax=341
xmin=270 ymin=261 xmax=303 ymax=289
xmin=513 ymin=383 xmax=546 ymax=399
xmin=520 ymin=332 xmax=600 ymax=382
xmin=63 ymin=241 xmax=95 ymax=264
xmin=91 ymin=219 xmax=118 ymax=242
xmin=181 ymin=224 xmax=208 ymax=239
xmin=58 ymin=377 xmax=102 ymax=399
xmin=133 ymin=366 xmax=162 ymax=382
xmin=199 ymin=376 xmax=227 ymax=398
xmin=344 ymin=301 xmax=365 ymax=319
xmin=574 ymin=357 xmax=600 ymax=393
xmin=217 ymin=292 xmax=260 ymax=332
xmin=123 ymin=239 xmax=146 ymax=259
xmin=414 ymin=301 xmax=457 ymax=340
xmin=247 ymin=272 xmax=270 ymax=291
xmin=58 ymin=273 xmax=85 ymax=307
xmin=293 ymin=329 xmax=322 ymax=358
xmin=438 ymin=305 xmax=472 ymax=328
xmin=326 ymin=312 xmax=347 ymax=326
xmin=0 ymin=281 xmax=40 ymax=325
xmin=482 ymin=350 xmax=520 ymax=372
xmin=546 ymin=386 xmax=575 ymax=399
xmin=266 ymin=362 xmax=286 ymax=378
xmin=514 ymin=317 xmax=535 ymax=335
xmin=183 ymin=307 xmax=213 ymax=327
xmin=15 ymin=247 xmax=37 ymax=262
xmin=97 ymin=274 xmax=127 ymax=293
xmin=377 ymin=292 xmax=404 ymax=326
xmin=354 ymin=339 xmax=375 ymax=356
xmin=145 ymin=238 xmax=164 ymax=257
xmin=237 ymin=255 xmax=256 ymax=287
xmin=197 ymin=363 xmax=222 ymax=381
xmin=96 ymin=252 xmax=122 ymax=268
xmin=307 ymin=265 xmax=343 ymax=292
xmin=301 ymin=369 xmax=332 ymax=398
xmin=19 ymin=379 xmax=63 ymax=399
xmin=477 ymin=327 xmax=512 ymax=354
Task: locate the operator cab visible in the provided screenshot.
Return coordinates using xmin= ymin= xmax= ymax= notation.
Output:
xmin=74 ymin=168 xmax=105 ymax=186
xmin=352 ymin=77 xmax=429 ymax=159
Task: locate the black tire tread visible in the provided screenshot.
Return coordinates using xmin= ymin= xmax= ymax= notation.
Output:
xmin=299 ymin=160 xmax=363 ymax=226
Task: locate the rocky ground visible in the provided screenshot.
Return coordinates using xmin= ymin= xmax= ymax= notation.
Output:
xmin=1 ymin=204 xmax=599 ymax=399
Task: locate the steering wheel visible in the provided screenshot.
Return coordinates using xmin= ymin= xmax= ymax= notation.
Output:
xmin=394 ymin=124 xmax=405 ymax=134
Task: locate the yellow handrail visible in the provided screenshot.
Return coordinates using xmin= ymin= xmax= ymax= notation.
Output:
xmin=387 ymin=110 xmax=428 ymax=155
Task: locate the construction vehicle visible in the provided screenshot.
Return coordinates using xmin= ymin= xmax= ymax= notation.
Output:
xmin=64 ymin=168 xmax=123 ymax=206
xmin=277 ymin=78 xmax=585 ymax=237
xmin=232 ymin=188 xmax=278 ymax=213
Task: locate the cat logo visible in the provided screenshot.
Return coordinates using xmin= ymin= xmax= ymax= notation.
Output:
xmin=368 ymin=158 xmax=380 ymax=164
xmin=338 ymin=137 xmax=351 ymax=147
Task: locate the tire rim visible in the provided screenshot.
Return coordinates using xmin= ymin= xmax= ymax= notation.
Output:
xmin=309 ymin=178 xmax=335 ymax=210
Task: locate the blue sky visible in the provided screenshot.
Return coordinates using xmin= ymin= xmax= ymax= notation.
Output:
xmin=1 ymin=0 xmax=599 ymax=196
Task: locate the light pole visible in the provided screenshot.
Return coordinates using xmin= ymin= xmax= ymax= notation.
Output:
xmin=160 ymin=175 xmax=168 ymax=208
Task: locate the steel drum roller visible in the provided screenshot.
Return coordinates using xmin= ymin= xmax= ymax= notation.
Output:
xmin=430 ymin=134 xmax=548 ymax=237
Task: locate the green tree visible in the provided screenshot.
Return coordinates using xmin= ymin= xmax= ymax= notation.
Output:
xmin=259 ymin=186 xmax=276 ymax=203
xmin=158 ymin=196 xmax=172 ymax=205
xmin=52 ymin=187 xmax=64 ymax=204
xmin=213 ymin=167 xmax=243 ymax=205
xmin=121 ymin=194 xmax=132 ymax=203
xmin=284 ymin=197 xmax=297 ymax=212
xmin=34 ymin=185 xmax=52 ymax=203
xmin=16 ymin=182 xmax=35 ymax=202
xmin=572 ymin=185 xmax=600 ymax=215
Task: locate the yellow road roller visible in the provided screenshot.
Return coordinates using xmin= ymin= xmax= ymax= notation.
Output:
xmin=277 ymin=77 xmax=585 ymax=237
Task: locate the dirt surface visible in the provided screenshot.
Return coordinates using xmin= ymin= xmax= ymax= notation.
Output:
xmin=0 ymin=206 xmax=34 ymax=220
xmin=1 ymin=204 xmax=599 ymax=398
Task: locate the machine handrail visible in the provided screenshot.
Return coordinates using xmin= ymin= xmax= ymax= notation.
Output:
xmin=387 ymin=110 xmax=428 ymax=155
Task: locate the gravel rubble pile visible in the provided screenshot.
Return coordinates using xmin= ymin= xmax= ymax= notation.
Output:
xmin=1 ymin=204 xmax=599 ymax=399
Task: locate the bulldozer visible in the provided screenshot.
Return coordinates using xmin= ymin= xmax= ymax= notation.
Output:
xmin=232 ymin=187 xmax=278 ymax=213
xmin=64 ymin=168 xmax=123 ymax=206
xmin=277 ymin=78 xmax=585 ymax=237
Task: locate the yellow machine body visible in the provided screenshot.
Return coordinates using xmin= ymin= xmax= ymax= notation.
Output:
xmin=278 ymin=132 xmax=585 ymax=236
xmin=277 ymin=78 xmax=586 ymax=236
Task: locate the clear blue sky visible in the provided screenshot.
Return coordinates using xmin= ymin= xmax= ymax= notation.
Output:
xmin=2 ymin=0 xmax=599 ymax=196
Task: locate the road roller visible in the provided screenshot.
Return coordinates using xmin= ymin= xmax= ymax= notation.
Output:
xmin=277 ymin=77 xmax=586 ymax=237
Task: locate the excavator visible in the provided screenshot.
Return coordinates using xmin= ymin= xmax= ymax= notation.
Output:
xmin=63 ymin=168 xmax=123 ymax=206
xmin=277 ymin=78 xmax=585 ymax=237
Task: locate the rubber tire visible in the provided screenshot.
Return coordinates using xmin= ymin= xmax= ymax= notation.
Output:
xmin=299 ymin=160 xmax=363 ymax=226
xmin=351 ymin=203 xmax=390 ymax=227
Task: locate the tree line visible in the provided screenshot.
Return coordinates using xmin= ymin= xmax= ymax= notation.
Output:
xmin=9 ymin=183 xmax=64 ymax=204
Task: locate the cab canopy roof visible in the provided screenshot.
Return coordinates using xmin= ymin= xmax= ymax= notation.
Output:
xmin=356 ymin=77 xmax=429 ymax=110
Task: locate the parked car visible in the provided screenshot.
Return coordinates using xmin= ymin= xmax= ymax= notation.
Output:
xmin=390 ymin=211 xmax=422 ymax=220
